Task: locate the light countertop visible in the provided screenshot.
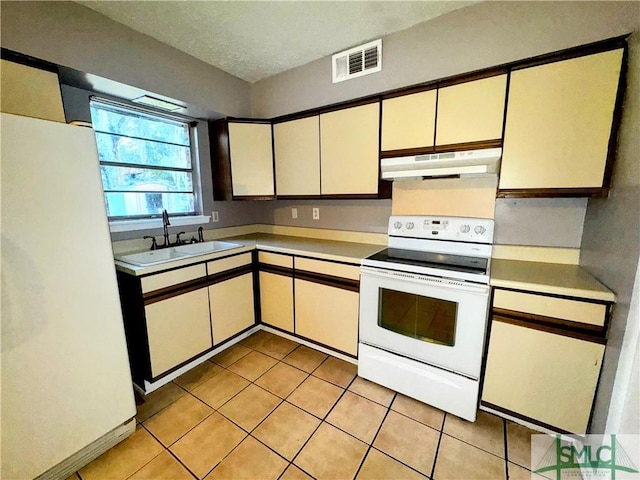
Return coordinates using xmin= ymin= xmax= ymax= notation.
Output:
xmin=490 ymin=258 xmax=615 ymax=302
xmin=114 ymin=233 xmax=384 ymax=276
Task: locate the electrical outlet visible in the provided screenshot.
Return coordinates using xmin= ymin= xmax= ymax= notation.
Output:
xmin=212 ymin=211 xmax=219 ymax=222
xmin=292 ymin=207 xmax=298 ymax=219
xmin=312 ymin=207 xmax=320 ymax=220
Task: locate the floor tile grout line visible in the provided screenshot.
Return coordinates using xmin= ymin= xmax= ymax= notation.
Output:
xmin=503 ymin=417 xmax=510 ymax=479
xmin=288 ymin=372 xmax=357 ymax=470
xmin=352 ymin=391 xmax=397 ymax=479
xmin=438 ymin=431 xmax=510 ymax=461
xmin=164 ymin=447 xmax=199 ymax=480
xmin=116 ymin=428 xmax=165 ymax=480
xmin=429 ymin=413 xmax=446 ymax=480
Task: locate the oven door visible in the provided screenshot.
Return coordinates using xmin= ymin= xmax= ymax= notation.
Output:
xmin=359 ymin=266 xmax=490 ymax=379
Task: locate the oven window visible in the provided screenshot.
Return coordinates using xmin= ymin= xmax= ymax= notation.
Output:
xmin=378 ymin=288 xmax=457 ymax=346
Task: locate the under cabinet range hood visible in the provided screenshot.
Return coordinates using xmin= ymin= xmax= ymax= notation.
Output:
xmin=381 ymin=147 xmax=502 ymax=180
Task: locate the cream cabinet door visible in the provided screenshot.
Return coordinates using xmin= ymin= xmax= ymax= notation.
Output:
xmin=1 ymin=60 xmax=66 ymax=123
xmin=145 ymin=288 xmax=212 ymax=377
xmin=435 ymin=75 xmax=507 ymax=146
xmin=482 ymin=320 xmax=604 ymax=434
xmin=499 ymin=49 xmax=623 ymax=190
xmin=381 ymin=90 xmax=436 ymax=151
xmin=320 ymin=103 xmax=380 ymax=195
xmin=274 ymin=116 xmax=320 ymax=196
xmin=259 ymin=272 xmax=294 ymax=332
xmin=294 ymin=279 xmax=359 ymax=356
xmin=228 ymin=122 xmax=274 ymax=196
xmin=209 ymin=273 xmax=255 ymax=344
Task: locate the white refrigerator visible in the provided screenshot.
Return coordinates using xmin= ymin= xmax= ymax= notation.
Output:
xmin=1 ymin=113 xmax=136 ymax=479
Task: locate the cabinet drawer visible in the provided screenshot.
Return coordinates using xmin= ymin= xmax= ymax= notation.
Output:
xmin=493 ymin=289 xmax=606 ymax=327
xmin=295 ymin=257 xmax=359 ymax=281
xmin=207 ymin=253 xmax=252 ymax=275
xmin=141 ymin=264 xmax=206 ymax=293
xmin=258 ymin=251 xmax=293 ymax=269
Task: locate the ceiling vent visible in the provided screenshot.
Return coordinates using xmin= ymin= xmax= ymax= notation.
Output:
xmin=332 ymin=39 xmax=382 ymax=83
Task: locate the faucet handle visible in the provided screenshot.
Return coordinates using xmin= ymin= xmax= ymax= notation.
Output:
xmin=143 ymin=236 xmax=158 ymax=250
xmin=198 ymin=226 xmax=204 ymax=243
xmin=175 ymin=232 xmax=186 ymax=245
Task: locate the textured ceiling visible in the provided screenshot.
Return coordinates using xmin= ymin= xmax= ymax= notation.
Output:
xmin=78 ymin=1 xmax=476 ymax=83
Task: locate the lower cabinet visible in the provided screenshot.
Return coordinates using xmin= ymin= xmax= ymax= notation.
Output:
xmin=259 ymin=271 xmax=294 ymax=332
xmin=146 ymin=288 xmax=212 ymax=378
xmin=294 ymin=278 xmax=359 ymax=356
xmin=481 ymin=287 xmax=610 ymax=435
xmin=209 ymin=273 xmax=255 ymax=344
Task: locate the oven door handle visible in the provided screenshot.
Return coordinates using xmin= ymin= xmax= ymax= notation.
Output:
xmin=360 ymin=266 xmax=490 ymax=295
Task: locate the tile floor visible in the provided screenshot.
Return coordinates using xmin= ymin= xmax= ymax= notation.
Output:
xmin=70 ymin=331 xmax=550 ymax=480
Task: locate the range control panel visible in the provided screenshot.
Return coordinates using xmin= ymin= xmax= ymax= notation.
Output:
xmin=388 ymin=215 xmax=494 ymax=243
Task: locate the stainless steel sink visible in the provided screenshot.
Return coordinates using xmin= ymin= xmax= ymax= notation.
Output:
xmin=115 ymin=241 xmax=242 ymax=266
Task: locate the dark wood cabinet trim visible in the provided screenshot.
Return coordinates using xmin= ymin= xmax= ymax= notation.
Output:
xmin=434 ymin=139 xmax=502 ymax=153
xmin=226 ymin=117 xmax=271 ymax=124
xmin=208 ymin=264 xmax=253 ymax=285
xmin=381 ymin=82 xmax=438 ymax=101
xmin=493 ymin=286 xmax=613 ymax=306
xmin=231 ymin=194 xmax=276 ymax=201
xmin=1 ymin=47 xmax=59 ymax=73
xmin=480 ymin=401 xmax=573 ymax=436
xmin=496 ymin=187 xmax=607 ymax=198
xmin=143 ymin=277 xmax=209 ymax=305
xmin=602 ymin=45 xmax=628 ymax=196
xmin=381 ymin=146 xmax=436 ymax=159
xmin=509 ymin=35 xmax=627 ymax=72
xmin=319 ymin=193 xmax=387 ymax=200
xmin=437 ymin=67 xmax=509 ymax=89
xmin=275 ymin=194 xmax=322 ymax=200
xmin=258 ymin=263 xmax=294 ymax=277
xmin=117 ymin=271 xmax=152 ymax=385
xmin=209 ymin=119 xmax=233 ymax=201
xmin=295 ymin=270 xmax=359 ymax=292
xmin=491 ymin=313 xmax=606 ymax=345
xmin=493 ymin=306 xmax=605 ymax=335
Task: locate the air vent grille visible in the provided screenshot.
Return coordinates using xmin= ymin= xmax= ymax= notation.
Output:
xmin=332 ymin=39 xmax=382 ymax=83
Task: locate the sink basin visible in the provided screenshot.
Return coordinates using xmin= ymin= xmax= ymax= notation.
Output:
xmin=115 ymin=248 xmax=190 ymax=266
xmin=174 ymin=241 xmax=241 ymax=256
xmin=115 ymin=241 xmax=242 ymax=266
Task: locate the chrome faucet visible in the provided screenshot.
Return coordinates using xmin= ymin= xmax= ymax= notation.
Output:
xmin=162 ymin=209 xmax=170 ymax=247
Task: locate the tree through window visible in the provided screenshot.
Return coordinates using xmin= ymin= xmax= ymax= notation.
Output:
xmin=89 ymin=99 xmax=196 ymax=219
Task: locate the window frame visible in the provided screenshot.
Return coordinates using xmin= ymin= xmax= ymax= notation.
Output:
xmin=89 ymin=97 xmax=207 ymax=228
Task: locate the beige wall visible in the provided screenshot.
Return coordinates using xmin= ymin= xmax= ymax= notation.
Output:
xmin=0 ymin=1 xmax=251 ymax=118
xmin=251 ymin=1 xmax=639 ymax=118
xmin=580 ymin=32 xmax=640 ymax=433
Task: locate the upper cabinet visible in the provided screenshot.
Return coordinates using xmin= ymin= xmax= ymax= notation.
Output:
xmin=1 ymin=59 xmax=66 ymax=123
xmin=209 ymin=119 xmax=275 ymax=200
xmin=380 ymin=73 xmax=507 ymax=155
xmin=273 ymin=116 xmax=321 ymax=196
xmin=381 ymin=90 xmax=436 ymax=152
xmin=320 ymin=102 xmax=381 ymax=195
xmin=499 ymin=48 xmax=624 ymax=197
xmin=228 ymin=122 xmax=274 ymax=197
xmin=435 ymin=74 xmax=507 ymax=147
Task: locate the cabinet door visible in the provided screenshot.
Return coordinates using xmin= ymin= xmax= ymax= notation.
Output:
xmin=209 ymin=273 xmax=255 ymax=344
xmin=274 ymin=116 xmax=320 ymax=196
xmin=228 ymin=122 xmax=274 ymax=196
xmin=146 ymin=288 xmax=212 ymax=377
xmin=499 ymin=49 xmax=623 ymax=191
xmin=482 ymin=320 xmax=604 ymax=434
xmin=294 ymin=279 xmax=359 ymax=356
xmin=320 ymin=103 xmax=380 ymax=195
xmin=1 ymin=60 xmax=66 ymax=123
xmin=435 ymin=75 xmax=507 ymax=146
xmin=259 ymin=272 xmax=294 ymax=332
xmin=381 ymin=90 xmax=436 ymax=151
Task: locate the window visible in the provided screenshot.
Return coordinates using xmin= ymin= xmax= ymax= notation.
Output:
xmin=89 ymin=99 xmax=197 ymax=220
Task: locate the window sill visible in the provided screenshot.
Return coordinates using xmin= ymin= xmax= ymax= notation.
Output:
xmin=109 ymin=215 xmax=211 ymax=233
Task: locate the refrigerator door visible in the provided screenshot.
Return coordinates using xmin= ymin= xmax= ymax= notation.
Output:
xmin=1 ymin=113 xmax=136 ymax=479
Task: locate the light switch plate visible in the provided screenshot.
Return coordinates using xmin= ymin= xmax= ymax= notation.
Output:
xmin=312 ymin=207 xmax=319 ymax=220
xmin=212 ymin=211 xmax=219 ymax=222
xmin=292 ymin=207 xmax=298 ymax=219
